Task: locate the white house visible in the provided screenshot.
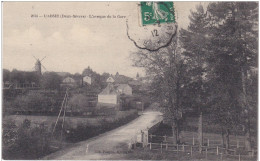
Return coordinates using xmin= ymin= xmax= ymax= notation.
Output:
xmin=116 ymin=84 xmax=132 ymax=95
xmin=62 ymin=77 xmax=75 ymax=83
xmin=106 ymin=76 xmax=115 ymax=83
xmin=98 ymin=84 xmax=119 ymax=105
xmin=60 ymin=77 xmax=77 ymax=88
xmin=83 ymin=76 xmax=92 ymax=85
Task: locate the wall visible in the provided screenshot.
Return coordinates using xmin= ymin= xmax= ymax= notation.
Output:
xmin=98 ymin=94 xmax=118 ymax=104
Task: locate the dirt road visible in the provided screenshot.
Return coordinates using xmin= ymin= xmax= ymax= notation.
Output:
xmin=43 ymin=110 xmax=163 ymax=160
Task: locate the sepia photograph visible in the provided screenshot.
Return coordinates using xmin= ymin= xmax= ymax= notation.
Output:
xmin=2 ymin=1 xmax=258 ymax=160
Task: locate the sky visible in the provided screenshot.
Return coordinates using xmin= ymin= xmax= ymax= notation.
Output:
xmin=3 ymin=2 xmax=207 ymax=78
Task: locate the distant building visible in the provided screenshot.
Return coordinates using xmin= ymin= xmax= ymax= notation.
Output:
xmin=115 ymin=84 xmax=132 ymax=95
xmin=62 ymin=77 xmax=75 ymax=83
xmin=34 ymin=60 xmax=42 ymax=75
xmin=83 ymin=75 xmax=92 ymax=85
xmin=136 ymin=72 xmax=140 ymax=80
xmin=115 ymin=72 xmax=119 ymax=78
xmin=106 ymin=76 xmax=115 ymax=83
xmin=98 ymin=84 xmax=119 ymax=105
xmin=60 ymin=77 xmax=76 ymax=88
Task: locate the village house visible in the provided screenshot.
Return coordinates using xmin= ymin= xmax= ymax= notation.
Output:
xmin=60 ymin=77 xmax=77 ymax=88
xmin=115 ymin=84 xmax=132 ymax=95
xmin=106 ymin=76 xmax=115 ymax=83
xmin=83 ymin=75 xmax=92 ymax=85
xmin=98 ymin=83 xmax=120 ymax=105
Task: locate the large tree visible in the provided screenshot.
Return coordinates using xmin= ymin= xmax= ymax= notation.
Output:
xmin=180 ymin=2 xmax=258 ymax=151
xmin=206 ymin=2 xmax=258 ymax=151
xmin=131 ymin=34 xmax=190 ymax=144
xmin=41 ymin=72 xmax=62 ymax=90
xmin=179 ymin=5 xmax=210 ymax=152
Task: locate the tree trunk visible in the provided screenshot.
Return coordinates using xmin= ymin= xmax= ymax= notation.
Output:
xmin=172 ymin=123 xmax=177 ymax=145
xmin=221 ymin=127 xmax=225 ymax=147
xmin=225 ymin=129 xmax=230 ymax=154
xmin=176 ymin=119 xmax=180 ymax=144
xmin=198 ymin=112 xmax=203 ymax=153
xmin=241 ymin=67 xmax=252 ymax=151
xmin=245 ymin=120 xmax=252 ymax=152
xmin=172 ymin=120 xmax=180 ymax=145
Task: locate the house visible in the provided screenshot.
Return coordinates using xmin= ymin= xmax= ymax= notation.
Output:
xmin=60 ymin=77 xmax=77 ymax=88
xmin=114 ymin=73 xmax=133 ymax=84
xmin=106 ymin=76 xmax=115 ymax=83
xmin=98 ymin=84 xmax=119 ymax=105
xmin=62 ymin=77 xmax=76 ymax=83
xmin=115 ymin=84 xmax=132 ymax=95
xmin=83 ymin=75 xmax=92 ymax=85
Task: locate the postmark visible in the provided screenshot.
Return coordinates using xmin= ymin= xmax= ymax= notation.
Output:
xmin=126 ymin=2 xmax=177 ymax=51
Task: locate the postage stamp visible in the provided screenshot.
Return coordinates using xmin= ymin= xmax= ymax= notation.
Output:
xmin=140 ymin=2 xmax=175 ymax=25
xmin=126 ymin=2 xmax=177 ymax=51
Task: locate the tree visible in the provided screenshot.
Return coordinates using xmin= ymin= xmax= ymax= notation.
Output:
xmin=206 ymin=2 xmax=258 ymax=151
xmin=179 ymin=4 xmax=210 ymax=152
xmin=180 ymin=2 xmax=258 ymax=151
xmin=131 ymin=34 xmax=190 ymax=144
xmin=10 ymin=69 xmax=25 ymax=84
xmin=68 ymin=94 xmax=93 ymax=113
xmin=82 ymin=66 xmax=93 ymax=76
xmin=41 ymin=72 xmax=62 ymax=90
xmin=3 ymin=69 xmax=10 ymax=82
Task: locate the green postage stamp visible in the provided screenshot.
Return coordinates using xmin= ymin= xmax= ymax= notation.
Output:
xmin=140 ymin=2 xmax=175 ymax=25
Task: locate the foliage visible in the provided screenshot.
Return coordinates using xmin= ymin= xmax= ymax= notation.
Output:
xmin=68 ymin=94 xmax=93 ymax=112
xmin=180 ymin=2 xmax=258 ymax=150
xmin=60 ymin=110 xmax=138 ymax=142
xmin=131 ymin=1 xmax=257 ymax=150
xmin=131 ymin=31 xmax=192 ymax=144
xmin=3 ymin=69 xmax=11 ymax=82
xmin=3 ymin=69 xmax=40 ymax=84
xmin=3 ymin=110 xmax=137 ymax=159
xmin=9 ymin=91 xmax=58 ymax=112
xmin=3 ymin=119 xmax=51 ymax=160
xmin=41 ymin=72 xmax=62 ymax=90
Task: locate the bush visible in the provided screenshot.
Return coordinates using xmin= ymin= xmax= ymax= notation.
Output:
xmin=11 ymin=91 xmax=58 ymax=112
xmin=68 ymin=94 xmax=94 ymax=113
xmin=3 ymin=119 xmax=51 ymax=160
xmin=41 ymin=72 xmax=62 ymax=90
xmin=94 ymin=105 xmax=117 ymax=115
xmin=65 ymin=110 xmax=138 ymax=143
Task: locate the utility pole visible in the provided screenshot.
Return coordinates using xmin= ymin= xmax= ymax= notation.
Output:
xmin=51 ymin=88 xmax=69 ymax=148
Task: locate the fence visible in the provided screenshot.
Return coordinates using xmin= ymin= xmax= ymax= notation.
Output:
xmin=147 ymin=135 xmax=256 ymax=161
xmin=148 ymin=142 xmax=256 ymax=161
xmin=149 ymin=134 xmax=246 ymax=148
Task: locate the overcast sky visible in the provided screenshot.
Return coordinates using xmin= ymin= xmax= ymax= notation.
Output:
xmin=3 ymin=2 xmax=207 ymax=78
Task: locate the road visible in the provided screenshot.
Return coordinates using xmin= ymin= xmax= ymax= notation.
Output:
xmin=43 ymin=110 xmax=163 ymax=160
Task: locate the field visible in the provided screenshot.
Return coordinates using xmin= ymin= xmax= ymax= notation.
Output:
xmin=2 ymin=109 xmax=139 ymax=159
xmin=4 ymin=109 xmax=137 ymax=129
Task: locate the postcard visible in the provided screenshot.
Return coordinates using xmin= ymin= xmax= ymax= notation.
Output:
xmin=2 ymin=2 xmax=258 ymax=160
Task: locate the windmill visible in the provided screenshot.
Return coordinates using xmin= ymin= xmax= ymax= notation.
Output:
xmin=33 ymin=55 xmax=47 ymax=75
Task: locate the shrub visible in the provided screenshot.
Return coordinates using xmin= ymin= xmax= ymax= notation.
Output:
xmin=12 ymin=91 xmax=49 ymax=111
xmin=3 ymin=119 xmax=51 ymax=160
xmin=68 ymin=94 xmax=94 ymax=113
xmin=65 ymin=110 xmax=138 ymax=143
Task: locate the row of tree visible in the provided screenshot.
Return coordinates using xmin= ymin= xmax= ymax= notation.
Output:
xmin=131 ymin=2 xmax=257 ymax=152
xmin=3 ymin=67 xmax=112 ymax=91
